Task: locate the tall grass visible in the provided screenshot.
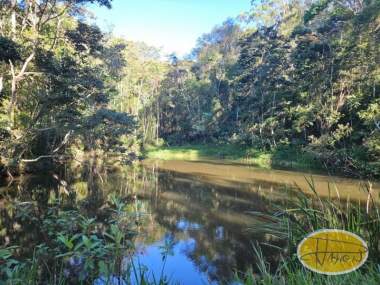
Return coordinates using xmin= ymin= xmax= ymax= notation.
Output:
xmin=239 ymin=179 xmax=380 ymax=284
xmin=235 ymin=248 xmax=380 ymax=285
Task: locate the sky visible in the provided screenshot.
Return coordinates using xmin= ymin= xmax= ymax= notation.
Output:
xmin=90 ymin=0 xmax=251 ymax=57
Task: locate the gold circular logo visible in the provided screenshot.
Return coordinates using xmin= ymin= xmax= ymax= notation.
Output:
xmin=297 ymin=229 xmax=368 ymax=275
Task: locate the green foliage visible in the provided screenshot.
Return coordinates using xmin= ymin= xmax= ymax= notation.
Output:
xmin=2 ymin=0 xmax=378 ymax=178
xmin=0 ymin=1 xmax=136 ymax=172
xmin=144 ymin=144 xmax=321 ymax=171
xmin=237 ymin=180 xmax=380 ymax=284
xmin=109 ymin=40 xmax=168 ymax=146
xmin=66 ymin=22 xmax=104 ymax=55
xmin=150 ymin=0 xmax=380 ymax=178
xmin=236 ymin=257 xmax=380 ymax=284
xmin=0 ymin=36 xmax=21 ymax=62
xmin=0 ymin=194 xmax=171 ymax=284
xmin=303 ymin=0 xmax=332 ymax=23
xmin=157 ymin=20 xmax=241 ymax=145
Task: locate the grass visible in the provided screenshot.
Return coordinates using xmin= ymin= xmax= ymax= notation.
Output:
xmin=143 ymin=144 xmax=322 ymax=171
xmin=236 ymin=179 xmax=380 ymax=284
xmin=235 ymin=254 xmax=380 ymax=285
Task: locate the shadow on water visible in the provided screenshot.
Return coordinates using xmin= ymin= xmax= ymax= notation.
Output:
xmin=0 ymin=158 xmax=378 ymax=284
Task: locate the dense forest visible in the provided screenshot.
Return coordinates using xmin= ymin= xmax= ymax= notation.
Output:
xmin=0 ymin=0 xmax=379 ymax=179
xmin=0 ymin=0 xmax=135 ymax=175
xmin=151 ymin=0 xmax=380 ymax=178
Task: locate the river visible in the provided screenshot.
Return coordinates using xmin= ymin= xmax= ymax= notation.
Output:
xmin=0 ymin=158 xmax=378 ymax=284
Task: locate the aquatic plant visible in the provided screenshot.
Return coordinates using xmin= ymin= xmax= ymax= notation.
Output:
xmin=0 ymin=195 xmax=168 ymax=285
xmin=240 ymin=179 xmax=380 ymax=284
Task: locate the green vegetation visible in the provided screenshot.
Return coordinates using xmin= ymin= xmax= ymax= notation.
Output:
xmin=144 ymin=144 xmax=322 ymax=171
xmin=237 ymin=180 xmax=380 ymax=284
xmin=236 ymin=261 xmax=380 ymax=285
xmin=1 ymin=0 xmax=379 ymax=178
xmin=0 ymin=0 xmax=379 ymax=284
xmin=0 ymin=0 xmax=136 ymax=177
xmin=0 ymin=193 xmax=170 ymax=284
xmin=144 ymin=144 xmax=271 ymax=167
xmin=0 ymin=153 xmax=379 ymax=284
xmin=142 ymin=0 xmax=380 ymax=178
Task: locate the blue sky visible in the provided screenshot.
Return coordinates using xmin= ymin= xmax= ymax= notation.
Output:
xmin=90 ymin=0 xmax=251 ymax=57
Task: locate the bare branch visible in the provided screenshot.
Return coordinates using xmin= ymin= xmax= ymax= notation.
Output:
xmin=23 ymin=72 xmax=44 ymax=76
xmin=7 ymin=53 xmax=34 ymax=117
xmin=6 ymin=170 xmax=14 ymax=183
xmin=19 ymin=130 xmax=73 ymax=163
xmin=9 ymin=59 xmax=15 ymax=77
xmin=40 ymin=2 xmax=71 ymax=28
xmin=11 ymin=0 xmax=16 ymax=39
xmin=50 ymin=17 xmax=62 ymax=50
xmin=16 ymin=52 xmax=35 ymax=81
xmin=52 ymin=130 xmax=73 ymax=153
xmin=21 ymin=155 xmax=62 ymax=163
xmin=375 ymin=120 xmax=380 ymax=131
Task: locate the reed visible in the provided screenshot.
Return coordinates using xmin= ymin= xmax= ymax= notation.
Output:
xmin=240 ymin=179 xmax=380 ymax=284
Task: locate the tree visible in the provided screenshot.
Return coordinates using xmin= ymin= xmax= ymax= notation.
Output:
xmin=0 ymin=0 xmax=141 ymax=174
xmin=150 ymin=0 xmax=380 ymax=177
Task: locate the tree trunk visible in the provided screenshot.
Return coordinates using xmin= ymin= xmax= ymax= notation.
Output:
xmin=11 ymin=0 xmax=16 ymax=40
xmin=156 ymin=95 xmax=160 ymax=145
xmin=0 ymin=76 xmax=3 ymax=96
xmin=8 ymin=53 xmax=35 ymax=125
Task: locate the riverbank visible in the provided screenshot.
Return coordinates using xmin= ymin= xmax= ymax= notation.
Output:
xmin=143 ymin=144 xmax=323 ymax=172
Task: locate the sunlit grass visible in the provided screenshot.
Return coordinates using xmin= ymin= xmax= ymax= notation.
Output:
xmin=144 ymin=144 xmax=272 ymax=168
xmin=143 ymin=144 xmax=320 ymax=171
xmin=145 ymin=146 xmax=202 ymax=161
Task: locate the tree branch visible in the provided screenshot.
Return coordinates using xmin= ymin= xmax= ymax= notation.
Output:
xmin=20 ymin=130 xmax=73 ymax=163
xmin=16 ymin=52 xmax=35 ymax=81
xmin=52 ymin=130 xmax=73 ymax=153
xmin=375 ymin=120 xmax=380 ymax=131
xmin=21 ymin=155 xmax=61 ymax=163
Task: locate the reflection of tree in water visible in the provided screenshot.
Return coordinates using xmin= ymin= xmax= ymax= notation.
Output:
xmin=0 ymin=158 xmax=115 ymax=260
xmin=0 ymin=160 xmax=291 ymax=283
xmin=0 ymin=173 xmax=61 ymax=255
xmin=80 ymin=157 xmax=107 ymax=216
xmin=132 ymin=169 xmax=289 ymax=283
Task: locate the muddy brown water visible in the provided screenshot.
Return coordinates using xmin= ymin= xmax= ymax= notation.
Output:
xmin=0 ymin=159 xmax=379 ymax=284
xmin=142 ymin=159 xmax=380 ymax=202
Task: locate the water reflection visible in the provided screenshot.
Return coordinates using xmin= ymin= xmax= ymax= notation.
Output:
xmin=133 ymin=237 xmax=217 ymax=285
xmin=0 ymin=158 xmax=378 ymax=284
xmin=126 ymin=166 xmax=288 ymax=284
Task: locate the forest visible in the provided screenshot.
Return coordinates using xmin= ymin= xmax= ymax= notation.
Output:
xmin=0 ymin=0 xmax=380 ymax=284
xmin=0 ymin=0 xmax=379 ymax=179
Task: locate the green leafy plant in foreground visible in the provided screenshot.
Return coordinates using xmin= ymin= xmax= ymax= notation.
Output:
xmin=0 ymin=195 xmax=168 ymax=285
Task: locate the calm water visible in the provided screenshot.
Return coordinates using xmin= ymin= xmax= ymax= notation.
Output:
xmin=1 ymin=159 xmax=379 ymax=284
